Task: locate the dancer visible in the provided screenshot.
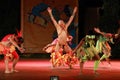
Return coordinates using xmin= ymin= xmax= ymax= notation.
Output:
xmin=0 ymin=34 xmax=24 ymax=73
xmin=73 ymin=34 xmax=100 ymax=74
xmin=47 ymin=6 xmax=77 ymax=53
xmin=94 ymin=27 xmax=118 ymax=66
xmin=47 ymin=6 xmax=77 ymax=69
xmin=43 ymin=34 xmax=75 ymax=68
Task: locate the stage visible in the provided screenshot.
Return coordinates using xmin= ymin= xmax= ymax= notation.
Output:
xmin=0 ymin=58 xmax=120 ymax=80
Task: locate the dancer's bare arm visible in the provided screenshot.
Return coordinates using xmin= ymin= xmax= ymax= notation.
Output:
xmin=94 ymin=27 xmax=105 ymax=36
xmin=94 ymin=27 xmax=114 ymax=38
xmin=47 ymin=7 xmax=58 ymax=28
xmin=73 ymin=38 xmax=85 ymax=53
xmin=9 ymin=35 xmax=25 ymax=53
xmin=66 ymin=6 xmax=77 ymax=28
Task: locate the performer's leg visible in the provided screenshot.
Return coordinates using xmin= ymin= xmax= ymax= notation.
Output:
xmin=11 ymin=51 xmax=19 ymax=72
xmin=4 ymin=56 xmax=10 ymax=73
xmin=105 ymin=57 xmax=111 ymax=65
xmin=79 ymin=55 xmax=87 ymax=74
xmin=93 ymin=60 xmax=100 ymax=74
xmin=93 ymin=53 xmax=100 ymax=74
xmin=100 ymin=54 xmax=111 ymax=66
xmin=100 ymin=54 xmax=106 ymax=61
xmin=79 ymin=61 xmax=84 ymax=74
xmin=12 ymin=58 xmax=19 ymax=72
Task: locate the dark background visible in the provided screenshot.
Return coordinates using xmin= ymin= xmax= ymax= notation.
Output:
xmin=0 ymin=0 xmax=20 ymax=39
xmin=0 ymin=0 xmax=120 ymax=59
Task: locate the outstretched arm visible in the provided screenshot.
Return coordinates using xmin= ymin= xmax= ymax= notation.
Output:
xmin=94 ymin=27 xmax=105 ymax=35
xmin=9 ymin=35 xmax=25 ymax=53
xmin=94 ymin=27 xmax=114 ymax=38
xmin=73 ymin=38 xmax=85 ymax=53
xmin=66 ymin=6 xmax=77 ymax=28
xmin=47 ymin=7 xmax=58 ymax=28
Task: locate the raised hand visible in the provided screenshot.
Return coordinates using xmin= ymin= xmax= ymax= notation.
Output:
xmin=94 ymin=27 xmax=101 ymax=33
xmin=47 ymin=7 xmax=52 ymax=13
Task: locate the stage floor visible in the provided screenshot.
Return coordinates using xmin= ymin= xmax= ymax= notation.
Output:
xmin=0 ymin=58 xmax=120 ymax=80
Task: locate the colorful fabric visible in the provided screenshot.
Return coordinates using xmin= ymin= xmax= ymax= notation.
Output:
xmin=1 ymin=34 xmax=13 ymax=41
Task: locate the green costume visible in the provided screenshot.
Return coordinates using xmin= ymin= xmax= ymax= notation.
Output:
xmin=76 ymin=35 xmax=100 ymax=72
xmin=96 ymin=35 xmax=112 ymax=61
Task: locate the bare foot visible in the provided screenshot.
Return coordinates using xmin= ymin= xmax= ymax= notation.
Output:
xmin=5 ymin=70 xmax=12 ymax=74
xmin=11 ymin=69 xmax=19 ymax=73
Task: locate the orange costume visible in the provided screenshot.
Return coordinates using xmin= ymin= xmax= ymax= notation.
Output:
xmin=0 ymin=34 xmax=19 ymax=60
